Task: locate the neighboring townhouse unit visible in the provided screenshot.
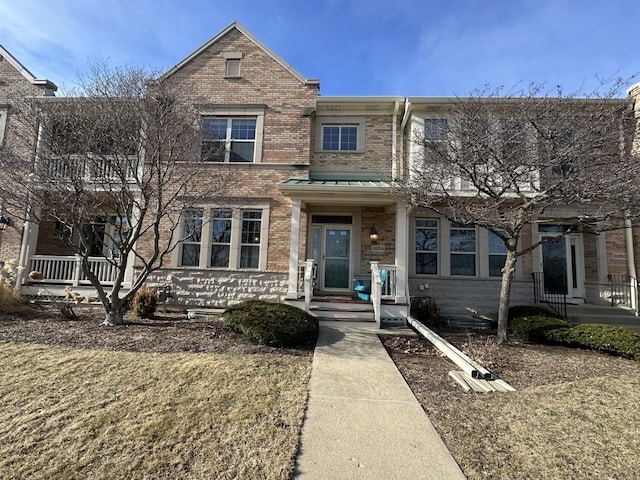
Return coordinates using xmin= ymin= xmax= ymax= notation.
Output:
xmin=0 ymin=45 xmax=57 ymax=262
xmin=2 ymin=22 xmax=640 ymax=325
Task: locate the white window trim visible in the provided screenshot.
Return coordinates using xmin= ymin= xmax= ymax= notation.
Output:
xmin=315 ymin=116 xmax=365 ymax=153
xmin=177 ymin=203 xmax=270 ymax=270
xmin=0 ymin=106 xmax=8 ymax=147
xmin=449 ymin=222 xmax=477 ymax=277
xmin=412 ymin=217 xmax=517 ymax=279
xmin=201 ymin=105 xmax=265 ymax=163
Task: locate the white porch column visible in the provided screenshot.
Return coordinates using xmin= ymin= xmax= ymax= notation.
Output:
xmin=123 ymin=202 xmax=142 ymax=289
xmin=15 ymin=206 xmax=40 ymax=291
xmin=394 ymin=201 xmax=408 ymax=304
xmin=286 ymin=198 xmax=302 ymax=299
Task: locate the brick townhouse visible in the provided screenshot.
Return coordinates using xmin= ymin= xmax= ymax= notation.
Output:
xmin=2 ymin=22 xmax=640 ymax=324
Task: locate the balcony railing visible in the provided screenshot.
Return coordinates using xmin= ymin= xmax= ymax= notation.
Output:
xmin=37 ymin=156 xmax=137 ymax=183
xmin=27 ymin=255 xmax=119 ymax=286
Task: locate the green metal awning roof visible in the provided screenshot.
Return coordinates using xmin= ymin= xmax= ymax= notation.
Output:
xmin=279 ymin=178 xmax=394 ymax=204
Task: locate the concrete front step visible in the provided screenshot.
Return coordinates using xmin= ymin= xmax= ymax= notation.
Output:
xmin=286 ymin=298 xmax=375 ymax=321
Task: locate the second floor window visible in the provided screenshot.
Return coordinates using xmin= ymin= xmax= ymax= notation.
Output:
xmin=322 ymin=125 xmax=358 ymax=151
xmin=202 ymin=117 xmax=257 ymax=163
xmin=424 ymin=118 xmax=448 ymax=142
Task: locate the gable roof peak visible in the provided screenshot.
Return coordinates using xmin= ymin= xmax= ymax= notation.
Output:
xmin=162 ymin=21 xmax=319 ymax=87
xmin=0 ymin=44 xmax=58 ymax=93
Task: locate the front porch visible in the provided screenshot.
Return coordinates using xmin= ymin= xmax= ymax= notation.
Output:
xmin=289 ymin=259 xmax=409 ymax=326
xmin=280 ymin=179 xmax=410 ymax=328
xmin=20 ymin=255 xmax=125 ymax=299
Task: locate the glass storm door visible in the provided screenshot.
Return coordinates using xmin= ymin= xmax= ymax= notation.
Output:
xmin=542 ymin=237 xmax=567 ymax=294
xmin=541 ymin=234 xmax=584 ymax=299
xmin=322 ymin=227 xmax=351 ymax=291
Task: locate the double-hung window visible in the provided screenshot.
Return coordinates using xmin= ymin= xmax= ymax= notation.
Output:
xmin=488 ymin=231 xmax=508 ymax=277
xmin=415 ymin=220 xmax=438 ymax=274
xmin=316 ymin=116 xmax=365 ymax=153
xmin=210 ymin=210 xmax=232 ymax=267
xmin=240 ymin=211 xmax=262 ymax=269
xmin=424 ymin=118 xmax=448 ymax=142
xmin=202 ymin=117 xmax=257 ymax=163
xmin=322 ymin=125 xmax=358 ymax=151
xmin=450 ymin=223 xmax=476 ymax=276
xmin=181 ymin=210 xmax=204 ymax=266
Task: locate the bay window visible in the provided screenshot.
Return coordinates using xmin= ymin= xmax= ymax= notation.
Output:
xmin=179 ymin=206 xmax=268 ymax=270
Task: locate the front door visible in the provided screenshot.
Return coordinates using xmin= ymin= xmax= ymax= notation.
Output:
xmin=321 ymin=226 xmax=352 ymax=292
xmin=541 ymin=232 xmax=584 ymax=299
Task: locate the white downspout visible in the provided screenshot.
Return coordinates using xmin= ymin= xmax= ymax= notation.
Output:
xmin=391 ymin=100 xmax=400 ymax=180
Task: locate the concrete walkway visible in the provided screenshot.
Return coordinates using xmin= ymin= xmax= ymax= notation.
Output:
xmin=294 ymin=323 xmax=466 ymax=479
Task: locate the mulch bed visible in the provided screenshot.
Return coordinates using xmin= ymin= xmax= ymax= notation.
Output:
xmin=0 ymin=306 xmax=311 ymax=357
xmin=381 ymin=327 xmax=640 ymax=411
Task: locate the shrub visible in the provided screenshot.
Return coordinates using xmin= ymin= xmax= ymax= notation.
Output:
xmin=132 ymin=287 xmax=158 ymax=319
xmin=410 ymin=297 xmax=442 ymax=327
xmin=508 ymin=305 xmax=563 ymax=321
xmin=0 ymin=281 xmax=28 ymax=314
xmin=511 ymin=315 xmax=572 ymax=342
xmin=546 ymin=324 xmax=640 ymax=360
xmin=222 ymin=300 xmax=319 ymax=347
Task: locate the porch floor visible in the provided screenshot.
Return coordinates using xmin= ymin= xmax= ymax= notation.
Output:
xmin=566 ymin=304 xmax=640 ymax=333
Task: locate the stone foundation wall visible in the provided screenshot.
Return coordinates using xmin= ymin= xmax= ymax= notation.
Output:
xmin=144 ymin=268 xmax=288 ymax=308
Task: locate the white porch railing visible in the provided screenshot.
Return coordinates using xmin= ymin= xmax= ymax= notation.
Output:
xmin=28 ymin=255 xmax=119 ymax=286
xmin=38 ymin=156 xmax=137 ymax=183
xmin=370 ymin=262 xmax=398 ymax=326
xmin=297 ymin=259 xmax=316 ymax=313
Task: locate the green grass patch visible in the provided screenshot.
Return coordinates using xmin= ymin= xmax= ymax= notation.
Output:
xmin=0 ymin=341 xmax=312 ymax=479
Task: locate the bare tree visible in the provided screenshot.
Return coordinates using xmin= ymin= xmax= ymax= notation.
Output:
xmin=0 ymin=64 xmax=231 ymax=325
xmin=396 ymin=82 xmax=639 ymax=343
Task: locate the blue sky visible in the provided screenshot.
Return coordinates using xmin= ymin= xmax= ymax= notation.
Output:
xmin=1 ymin=0 xmax=638 ymax=96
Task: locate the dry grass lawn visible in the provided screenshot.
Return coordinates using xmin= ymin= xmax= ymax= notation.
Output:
xmin=0 ymin=341 xmax=312 ymax=479
xmin=385 ymin=334 xmax=640 ymax=480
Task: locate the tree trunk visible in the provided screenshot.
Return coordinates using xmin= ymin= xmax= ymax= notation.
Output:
xmin=497 ymin=243 xmax=518 ymax=344
xmin=101 ymin=299 xmax=127 ymax=326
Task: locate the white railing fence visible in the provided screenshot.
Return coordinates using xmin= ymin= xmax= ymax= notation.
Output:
xmin=38 ymin=156 xmax=137 ymax=183
xmin=297 ymin=259 xmax=316 ymax=313
xmin=28 ymin=255 xmax=119 ymax=286
xmin=370 ymin=262 xmax=398 ymax=327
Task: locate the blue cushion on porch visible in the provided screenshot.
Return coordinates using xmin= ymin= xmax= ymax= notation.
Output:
xmin=353 ymin=270 xmax=387 ymax=301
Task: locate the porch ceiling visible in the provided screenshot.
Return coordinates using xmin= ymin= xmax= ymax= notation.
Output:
xmin=279 ymin=178 xmax=396 ymax=205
